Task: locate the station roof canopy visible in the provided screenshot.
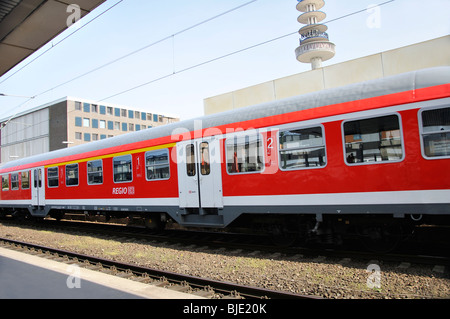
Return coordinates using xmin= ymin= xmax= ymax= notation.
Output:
xmin=0 ymin=0 xmax=106 ymax=77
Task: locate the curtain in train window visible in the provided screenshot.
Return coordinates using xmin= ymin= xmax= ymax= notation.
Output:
xmin=146 ymin=149 xmax=170 ymax=180
xmin=420 ymin=106 xmax=450 ymax=158
xmin=226 ymin=134 xmax=264 ymax=174
xmin=113 ymin=155 xmax=132 ymax=183
xmin=66 ymin=164 xmax=79 ymax=186
xmin=279 ymin=126 xmax=326 ymax=170
xmin=88 ymin=160 xmax=103 ymax=185
xmin=344 ymin=115 xmax=403 ymax=164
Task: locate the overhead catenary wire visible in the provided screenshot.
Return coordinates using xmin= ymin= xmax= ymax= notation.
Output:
xmin=0 ymin=0 xmax=260 ymax=126
xmin=99 ymin=32 xmax=298 ymax=102
xmin=8 ymin=0 xmax=261 ymax=102
xmin=99 ymin=0 xmax=396 ymax=102
xmin=0 ymin=0 xmax=125 ymax=86
xmin=0 ymin=0 xmax=125 ymax=130
xmin=1 ymin=0 xmax=396 ymax=132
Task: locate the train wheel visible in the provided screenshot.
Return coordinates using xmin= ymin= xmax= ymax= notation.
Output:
xmin=49 ymin=211 xmax=64 ymax=221
xmin=357 ymin=220 xmax=403 ymax=253
xmin=144 ymin=215 xmax=166 ymax=231
xmin=270 ymin=223 xmax=298 ymax=247
xmin=12 ymin=210 xmax=31 ymax=221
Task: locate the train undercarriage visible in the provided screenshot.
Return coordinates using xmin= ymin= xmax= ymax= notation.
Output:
xmin=2 ymin=205 xmax=448 ymax=253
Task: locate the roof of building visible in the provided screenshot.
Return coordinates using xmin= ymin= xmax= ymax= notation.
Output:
xmin=0 ymin=0 xmax=106 ymax=77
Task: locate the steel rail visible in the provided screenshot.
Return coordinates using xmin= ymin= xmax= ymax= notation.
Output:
xmin=0 ymin=237 xmax=319 ymax=299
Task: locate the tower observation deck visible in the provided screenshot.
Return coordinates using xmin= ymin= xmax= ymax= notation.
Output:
xmin=295 ymin=0 xmax=335 ymax=69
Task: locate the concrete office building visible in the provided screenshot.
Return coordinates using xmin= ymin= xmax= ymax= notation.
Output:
xmin=0 ymin=97 xmax=179 ymax=164
xmin=204 ymin=36 xmax=450 ymax=115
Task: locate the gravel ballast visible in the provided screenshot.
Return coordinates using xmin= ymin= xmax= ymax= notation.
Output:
xmin=0 ymin=223 xmax=448 ymax=299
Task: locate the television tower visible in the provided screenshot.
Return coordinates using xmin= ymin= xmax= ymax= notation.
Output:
xmin=295 ymin=0 xmax=335 ymax=70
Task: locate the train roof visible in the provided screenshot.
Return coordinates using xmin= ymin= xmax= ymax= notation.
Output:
xmin=1 ymin=66 xmax=449 ymax=171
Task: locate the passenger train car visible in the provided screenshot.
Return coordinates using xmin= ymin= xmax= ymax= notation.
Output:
xmin=1 ymin=67 xmax=449 ymax=247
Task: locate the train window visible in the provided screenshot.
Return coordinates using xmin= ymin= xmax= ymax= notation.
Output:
xmin=343 ymin=114 xmax=403 ymax=164
xmin=200 ymin=142 xmax=211 ymax=176
xmin=226 ymin=134 xmax=264 ymax=174
xmin=186 ymin=144 xmax=196 ymax=177
xmin=279 ymin=126 xmax=326 ymax=170
xmin=146 ymin=149 xmax=170 ymax=181
xmin=36 ymin=169 xmax=42 ymax=188
xmin=87 ymin=160 xmax=103 ymax=185
xmin=11 ymin=173 xmax=19 ymax=190
xmin=66 ymin=164 xmax=79 ymax=186
xmin=420 ymin=106 xmax=450 ymax=158
xmin=2 ymin=175 xmax=9 ymax=191
xmin=21 ymin=171 xmax=30 ymax=190
xmin=113 ymin=155 xmax=132 ymax=183
xmin=48 ymin=167 xmax=59 ymax=188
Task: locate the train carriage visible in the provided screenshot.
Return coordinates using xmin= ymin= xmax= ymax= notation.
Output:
xmin=1 ymin=67 xmax=449 ymax=247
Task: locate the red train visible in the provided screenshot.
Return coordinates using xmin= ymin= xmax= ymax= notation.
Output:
xmin=1 ymin=67 xmax=449 ymax=249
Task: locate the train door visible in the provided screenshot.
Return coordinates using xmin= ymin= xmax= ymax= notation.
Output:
xmin=31 ymin=167 xmax=45 ymax=207
xmin=177 ymin=137 xmax=223 ymax=211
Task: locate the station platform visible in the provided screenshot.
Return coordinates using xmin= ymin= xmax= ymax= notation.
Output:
xmin=0 ymin=247 xmax=203 ymax=299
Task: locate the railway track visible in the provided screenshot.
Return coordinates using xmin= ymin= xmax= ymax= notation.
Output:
xmin=4 ymin=217 xmax=449 ymax=268
xmin=1 ymin=217 xmax=449 ymax=299
xmin=0 ymin=236 xmax=317 ymax=299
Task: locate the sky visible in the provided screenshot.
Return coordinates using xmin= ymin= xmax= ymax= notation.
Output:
xmin=0 ymin=0 xmax=449 ymax=122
